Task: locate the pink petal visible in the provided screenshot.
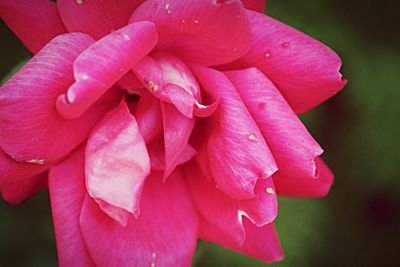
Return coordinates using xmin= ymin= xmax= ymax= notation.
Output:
xmin=0 ymin=0 xmax=67 ymax=53
xmin=228 ymin=11 xmax=346 ymax=114
xmin=161 ymin=103 xmax=195 ymax=179
xmin=0 ymin=33 xmax=121 ymax=164
xmin=57 ymin=0 xmax=144 ymax=40
xmin=192 ymin=65 xmax=277 ymax=200
xmin=80 ymin=171 xmax=198 ymax=267
xmin=226 ymin=68 xmax=323 ymax=180
xmin=185 ymin=162 xmax=277 ymax=246
xmin=1 ymin=172 xmax=48 ymax=205
xmin=202 ymin=219 xmax=284 ymax=263
xmin=134 ymin=92 xmax=162 ymax=143
xmin=57 ymin=21 xmax=158 ymax=119
xmin=133 ymin=53 xmax=200 ymax=118
xmin=273 ymin=157 xmax=334 ymax=197
xmin=48 ymin=147 xmax=95 ymax=267
xmin=130 ymin=0 xmax=251 ymax=66
xmin=241 ymin=0 xmax=266 ymax=12
xmin=117 ymin=71 xmax=146 ymax=94
xmin=85 ymin=101 xmax=150 ymax=225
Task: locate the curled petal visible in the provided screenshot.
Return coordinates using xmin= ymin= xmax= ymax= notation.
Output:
xmin=162 ymin=103 xmax=195 ymax=179
xmin=273 ymin=157 xmax=334 ymax=197
xmin=0 ymin=33 xmax=120 ymax=163
xmin=49 ymin=148 xmax=95 ymax=267
xmin=130 ymin=0 xmax=251 ymax=66
xmin=133 ymin=53 xmax=200 ymax=118
xmin=57 ymin=21 xmax=158 ymax=119
xmin=0 ymin=0 xmax=67 ymax=53
xmin=57 ymin=0 xmax=144 ymax=39
xmin=226 ymin=68 xmax=323 ymax=180
xmin=80 ymin=171 xmax=198 ymax=267
xmin=134 ymin=92 xmax=162 ymax=144
xmin=185 ymin=162 xmax=277 ymax=246
xmin=192 ymin=65 xmax=277 ymax=200
xmin=86 ymin=101 xmax=150 ymax=225
xmin=228 ymin=11 xmax=346 ymax=114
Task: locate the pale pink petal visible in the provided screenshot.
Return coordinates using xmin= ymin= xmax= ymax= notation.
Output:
xmin=185 ymin=162 xmax=277 ymax=246
xmin=1 ymin=172 xmax=47 ymax=205
xmin=57 ymin=21 xmax=158 ymax=119
xmin=226 ymin=68 xmax=323 ymax=180
xmin=57 ymin=0 xmax=144 ymax=40
xmin=80 ymin=171 xmax=198 ymax=267
xmin=273 ymin=157 xmax=334 ymax=197
xmin=0 ymin=33 xmax=121 ymax=164
xmin=85 ymin=101 xmax=150 ymax=225
xmin=134 ymin=92 xmax=162 ymax=143
xmin=241 ymin=0 xmax=266 ymax=12
xmin=48 ymin=147 xmax=95 ymax=267
xmin=130 ymin=0 xmax=251 ymax=66
xmin=133 ymin=53 xmax=200 ymax=118
xmin=228 ymin=11 xmax=346 ymax=114
xmin=0 ymin=0 xmax=67 ymax=53
xmin=162 ymin=103 xmax=195 ymax=179
xmin=201 ymin=219 xmax=284 ymax=263
xmin=192 ymin=65 xmax=277 ymax=200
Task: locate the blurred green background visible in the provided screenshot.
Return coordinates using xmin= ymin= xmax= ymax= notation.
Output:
xmin=1 ymin=0 xmax=399 ymax=266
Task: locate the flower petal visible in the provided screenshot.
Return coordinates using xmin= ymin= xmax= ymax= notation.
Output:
xmin=273 ymin=157 xmax=334 ymax=197
xmin=226 ymin=68 xmax=323 ymax=180
xmin=134 ymin=92 xmax=162 ymax=143
xmin=80 ymin=171 xmax=198 ymax=267
xmin=0 ymin=0 xmax=67 ymax=53
xmin=241 ymin=0 xmax=266 ymax=12
xmin=48 ymin=147 xmax=95 ymax=267
xmin=185 ymin=162 xmax=277 ymax=246
xmin=229 ymin=11 xmax=346 ymax=114
xmin=130 ymin=0 xmax=251 ymax=66
xmin=161 ymin=103 xmax=195 ymax=179
xmin=1 ymin=172 xmax=48 ymax=205
xmin=0 ymin=33 xmax=120 ymax=164
xmin=56 ymin=21 xmax=158 ymax=119
xmin=85 ymin=101 xmax=150 ymax=225
xmin=57 ymin=0 xmax=144 ymax=40
xmin=192 ymin=65 xmax=277 ymax=200
xmin=133 ymin=53 xmax=200 ymax=118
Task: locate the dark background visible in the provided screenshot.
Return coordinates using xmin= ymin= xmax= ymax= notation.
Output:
xmin=1 ymin=0 xmax=399 ymax=266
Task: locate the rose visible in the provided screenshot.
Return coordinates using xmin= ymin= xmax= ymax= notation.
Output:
xmin=0 ymin=0 xmax=346 ymax=266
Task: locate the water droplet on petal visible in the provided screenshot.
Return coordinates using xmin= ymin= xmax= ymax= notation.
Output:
xmin=266 ymin=187 xmax=275 ymax=194
xmin=248 ymin=134 xmax=256 ymax=141
xmin=182 ymin=19 xmax=186 ymax=23
xmin=194 ymin=19 xmax=200 ymax=24
xmin=264 ymin=50 xmax=271 ymax=58
xmin=76 ymin=0 xmax=83 ymax=5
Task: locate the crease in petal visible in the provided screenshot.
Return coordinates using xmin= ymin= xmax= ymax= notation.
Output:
xmin=273 ymin=157 xmax=334 ymax=197
xmin=191 ymin=65 xmax=277 ymax=200
xmin=57 ymin=21 xmax=158 ymax=119
xmin=0 ymin=33 xmax=120 ymax=163
xmin=48 ymin=147 xmax=95 ymax=267
xmin=80 ymin=171 xmax=198 ymax=267
xmin=185 ymin=162 xmax=277 ymax=246
xmin=85 ymin=101 xmax=150 ymax=226
xmin=225 ymin=11 xmax=346 ymax=114
xmin=0 ymin=0 xmax=67 ymax=53
xmin=226 ymin=67 xmax=323 ymax=180
xmin=57 ymin=0 xmax=145 ymax=40
xmin=130 ymin=0 xmax=251 ymax=66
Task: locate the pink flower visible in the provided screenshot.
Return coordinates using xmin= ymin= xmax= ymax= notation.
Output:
xmin=0 ymin=0 xmax=346 ymax=266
